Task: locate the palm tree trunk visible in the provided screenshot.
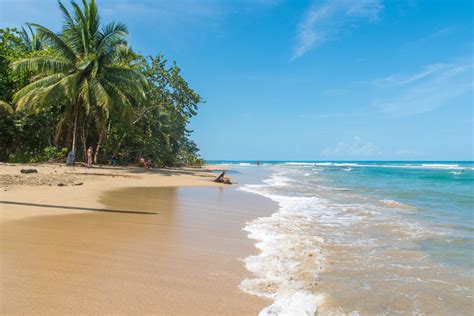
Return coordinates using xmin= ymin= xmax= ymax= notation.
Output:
xmin=94 ymin=132 xmax=103 ymax=164
xmin=94 ymin=119 xmax=110 ymax=164
xmin=81 ymin=128 xmax=87 ymax=161
xmin=66 ymin=104 xmax=79 ymax=166
xmin=71 ymin=105 xmax=79 ymax=152
xmin=82 ymin=116 xmax=90 ymax=161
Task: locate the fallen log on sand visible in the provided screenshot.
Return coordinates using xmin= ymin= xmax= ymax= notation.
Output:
xmin=20 ymin=169 xmax=38 ymax=174
xmin=213 ymin=171 xmax=232 ymax=184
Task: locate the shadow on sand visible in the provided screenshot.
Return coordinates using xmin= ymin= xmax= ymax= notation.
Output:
xmin=0 ymin=200 xmax=158 ymax=215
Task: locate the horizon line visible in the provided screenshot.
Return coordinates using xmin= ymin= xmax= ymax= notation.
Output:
xmin=204 ymin=159 xmax=474 ymax=162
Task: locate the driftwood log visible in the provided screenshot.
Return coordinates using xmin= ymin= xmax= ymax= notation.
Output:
xmin=20 ymin=169 xmax=38 ymax=174
xmin=213 ymin=170 xmax=232 ymax=184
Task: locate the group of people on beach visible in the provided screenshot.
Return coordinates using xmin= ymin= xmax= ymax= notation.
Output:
xmin=138 ymin=157 xmax=153 ymax=169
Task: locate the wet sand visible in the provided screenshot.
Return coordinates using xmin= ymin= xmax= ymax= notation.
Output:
xmin=0 ymin=167 xmax=275 ymax=314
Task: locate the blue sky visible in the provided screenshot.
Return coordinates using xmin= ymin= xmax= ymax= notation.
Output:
xmin=1 ymin=0 xmax=473 ymax=160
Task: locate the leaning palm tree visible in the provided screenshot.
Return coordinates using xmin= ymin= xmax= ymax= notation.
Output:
xmin=12 ymin=0 xmax=146 ymax=164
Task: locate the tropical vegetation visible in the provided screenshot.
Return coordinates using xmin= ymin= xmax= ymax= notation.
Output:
xmin=0 ymin=0 xmax=204 ymax=166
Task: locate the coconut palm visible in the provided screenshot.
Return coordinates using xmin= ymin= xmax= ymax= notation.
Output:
xmin=19 ymin=23 xmax=42 ymax=52
xmin=11 ymin=0 xmax=146 ymax=163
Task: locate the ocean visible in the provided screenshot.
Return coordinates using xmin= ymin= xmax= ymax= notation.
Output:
xmin=210 ymin=161 xmax=474 ymax=315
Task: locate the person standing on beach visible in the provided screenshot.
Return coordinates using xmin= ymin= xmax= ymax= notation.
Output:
xmin=87 ymin=146 xmax=93 ymax=168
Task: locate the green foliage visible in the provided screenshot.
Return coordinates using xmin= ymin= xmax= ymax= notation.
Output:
xmin=98 ymin=54 xmax=202 ymax=166
xmin=0 ymin=109 xmax=59 ymax=162
xmin=7 ymin=146 xmax=68 ymax=163
xmin=37 ymin=146 xmax=70 ymax=162
xmin=0 ymin=0 xmax=204 ymax=166
xmin=0 ymin=28 xmax=30 ymax=103
xmin=20 ymin=24 xmax=43 ymax=52
xmin=0 ymin=108 xmax=15 ymax=161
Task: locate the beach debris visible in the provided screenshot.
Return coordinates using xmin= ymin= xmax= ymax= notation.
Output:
xmin=213 ymin=170 xmax=233 ymax=184
xmin=214 ymin=171 xmax=225 ymax=182
xmin=57 ymin=183 xmax=66 ymax=186
xmin=20 ymin=169 xmax=38 ymax=174
xmin=73 ymin=182 xmax=83 ymax=186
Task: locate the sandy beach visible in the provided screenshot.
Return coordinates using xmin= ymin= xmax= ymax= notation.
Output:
xmin=0 ymin=163 xmax=274 ymax=314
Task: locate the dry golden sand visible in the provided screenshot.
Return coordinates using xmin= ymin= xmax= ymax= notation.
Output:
xmin=0 ymin=163 xmax=273 ymax=315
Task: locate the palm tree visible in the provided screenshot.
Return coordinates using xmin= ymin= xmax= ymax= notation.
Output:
xmin=11 ymin=0 xmax=146 ymax=164
xmin=19 ymin=23 xmax=42 ymax=52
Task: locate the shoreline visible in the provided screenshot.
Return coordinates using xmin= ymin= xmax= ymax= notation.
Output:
xmin=0 ymin=163 xmax=275 ymax=314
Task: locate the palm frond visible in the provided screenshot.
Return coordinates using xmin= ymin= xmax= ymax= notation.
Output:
xmin=0 ymin=100 xmax=14 ymax=114
xmin=104 ymin=66 xmax=147 ymax=86
xmin=58 ymin=0 xmax=83 ymax=53
xmin=98 ymin=22 xmax=127 ymax=52
xmin=78 ymin=77 xmax=92 ymax=113
xmin=104 ymin=73 xmax=146 ymax=101
xmin=76 ymin=58 xmax=93 ymax=71
xmin=30 ymin=23 xmax=76 ymax=61
xmin=13 ymin=73 xmax=65 ymax=104
xmin=90 ymin=78 xmax=111 ymax=114
xmin=58 ymin=1 xmax=76 ymax=29
xmin=57 ymin=72 xmax=83 ymax=101
xmin=14 ymin=89 xmax=43 ymax=111
xmin=20 ymin=26 xmax=32 ymax=51
xmin=88 ymin=0 xmax=100 ymax=39
xmin=71 ymin=1 xmax=90 ymax=54
xmin=12 ymin=56 xmax=71 ymax=74
xmin=101 ymin=78 xmax=132 ymax=111
xmin=39 ymin=78 xmax=67 ymax=105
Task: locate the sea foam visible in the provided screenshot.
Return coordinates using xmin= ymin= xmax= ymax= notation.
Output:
xmin=284 ymin=162 xmax=315 ymax=166
xmin=239 ymin=172 xmax=325 ymax=315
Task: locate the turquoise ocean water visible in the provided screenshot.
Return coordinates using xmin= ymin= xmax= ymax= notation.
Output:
xmin=209 ymin=161 xmax=473 ymax=315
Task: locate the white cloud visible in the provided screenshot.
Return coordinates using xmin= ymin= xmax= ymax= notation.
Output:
xmin=372 ymin=60 xmax=473 ymax=116
xmin=322 ymin=136 xmax=381 ymax=158
xmin=372 ymin=63 xmax=447 ymax=87
xmin=292 ymin=0 xmax=383 ymax=60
